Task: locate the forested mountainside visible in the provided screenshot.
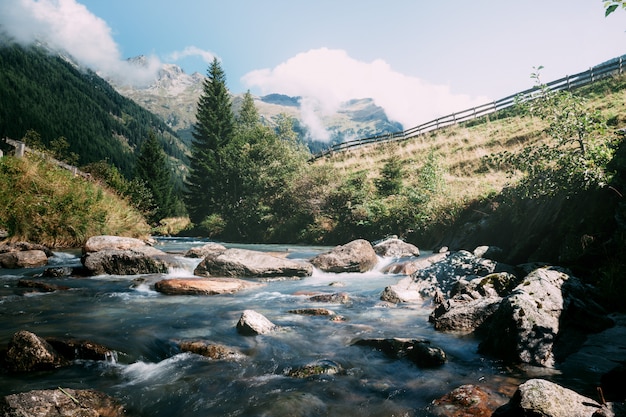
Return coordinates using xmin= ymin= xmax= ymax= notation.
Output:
xmin=0 ymin=39 xmax=188 ymax=177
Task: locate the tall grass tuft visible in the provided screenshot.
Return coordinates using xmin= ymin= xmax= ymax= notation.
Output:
xmin=0 ymin=155 xmax=150 ymax=248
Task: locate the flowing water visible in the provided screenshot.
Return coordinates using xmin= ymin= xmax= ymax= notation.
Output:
xmin=0 ymin=237 xmax=602 ymax=416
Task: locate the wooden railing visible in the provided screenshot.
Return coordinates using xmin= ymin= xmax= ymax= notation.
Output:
xmin=311 ymin=55 xmax=625 ymax=160
xmin=2 ymin=137 xmax=89 ymax=178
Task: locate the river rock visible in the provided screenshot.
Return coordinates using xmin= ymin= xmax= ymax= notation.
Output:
xmin=492 ymin=378 xmax=603 ymax=417
xmin=352 ymin=338 xmax=446 ymax=368
xmin=82 ymin=248 xmax=169 ymax=275
xmin=430 ymin=296 xmax=502 ymax=332
xmin=479 ymin=266 xmax=613 ymax=367
xmin=310 ymin=239 xmax=379 ymax=273
xmin=288 ymin=308 xmax=335 ymax=316
xmin=0 ymin=388 xmax=126 ymax=417
xmin=380 ymin=276 xmax=426 ymax=303
xmin=287 ymin=359 xmax=343 ymax=378
xmin=0 ymin=241 xmax=53 ymax=257
xmin=0 ymin=249 xmax=48 ymax=268
xmin=184 ymin=242 xmax=227 ymax=258
xmin=44 ymin=337 xmax=116 ymax=361
xmin=154 ymin=277 xmax=262 ymax=295
xmin=373 ymin=238 xmax=420 ymax=258
xmin=236 ymin=309 xmax=277 ymax=336
xmin=17 ymin=279 xmax=69 ymax=292
xmin=473 ymin=245 xmax=505 ymax=262
xmin=178 ymin=340 xmax=244 ymax=360
xmin=4 ymin=330 xmax=69 ymax=372
xmin=382 ymin=252 xmax=448 ymax=275
xmin=83 ymin=235 xmax=149 ymax=253
xmin=429 ymin=384 xmax=507 ymax=416
xmin=194 ymin=248 xmax=312 ymax=278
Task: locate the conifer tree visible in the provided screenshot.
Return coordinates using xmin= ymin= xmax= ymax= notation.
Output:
xmin=135 ymin=131 xmax=173 ymax=223
xmin=184 ymin=58 xmax=235 ymax=224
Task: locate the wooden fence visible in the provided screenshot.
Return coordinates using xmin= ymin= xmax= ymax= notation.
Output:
xmin=311 ymin=55 xmax=625 ymax=160
xmin=2 ymin=137 xmax=89 ymax=178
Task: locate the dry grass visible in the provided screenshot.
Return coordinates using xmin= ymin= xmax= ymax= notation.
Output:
xmin=313 ymin=74 xmax=626 ymax=218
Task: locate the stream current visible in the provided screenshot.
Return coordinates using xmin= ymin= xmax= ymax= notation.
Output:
xmin=0 ymin=237 xmax=601 ymax=416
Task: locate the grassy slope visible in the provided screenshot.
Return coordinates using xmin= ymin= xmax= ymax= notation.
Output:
xmin=0 ymin=155 xmax=150 ymax=248
xmin=313 ymin=74 xmax=626 ymax=230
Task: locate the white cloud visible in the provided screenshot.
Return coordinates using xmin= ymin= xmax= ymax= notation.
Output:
xmin=242 ymin=48 xmax=491 ymax=140
xmin=0 ymin=0 xmax=159 ymax=86
xmin=168 ymin=46 xmax=217 ymax=66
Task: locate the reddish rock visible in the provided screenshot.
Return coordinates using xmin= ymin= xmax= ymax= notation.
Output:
xmin=430 ymin=384 xmax=507 ymax=416
xmin=154 ymin=277 xmax=262 ymax=295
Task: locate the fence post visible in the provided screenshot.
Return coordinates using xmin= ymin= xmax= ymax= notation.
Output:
xmin=566 ymin=75 xmax=571 ymax=91
xmin=15 ymin=141 xmax=25 ymax=158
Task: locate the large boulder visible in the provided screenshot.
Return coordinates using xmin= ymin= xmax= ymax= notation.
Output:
xmin=310 ymin=239 xmax=379 ymax=273
xmin=194 ymin=248 xmax=312 ymax=278
xmin=373 ymin=238 xmax=420 ymax=258
xmin=154 ymin=277 xmax=262 ymax=295
xmin=0 ymin=388 xmax=126 ymax=417
xmin=82 ymin=248 xmax=169 ymax=275
xmin=380 ymin=276 xmax=427 ymax=303
xmin=236 ymin=309 xmax=277 ymax=336
xmin=492 ymin=379 xmax=603 ymax=417
xmin=184 ymin=242 xmax=227 ymax=258
xmin=479 ymin=267 xmax=613 ymax=367
xmin=430 ymin=296 xmax=502 ymax=332
xmin=83 ymin=235 xmax=149 ymax=253
xmin=0 ymin=250 xmax=48 ymax=268
xmin=3 ymin=330 xmax=69 ymax=372
xmin=352 ymin=338 xmax=446 ymax=368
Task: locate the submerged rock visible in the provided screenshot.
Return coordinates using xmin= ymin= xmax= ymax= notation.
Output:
xmin=492 ymin=378 xmax=603 ymax=417
xmin=155 ymin=277 xmax=262 ymax=295
xmin=17 ymin=279 xmax=69 ymax=293
xmin=194 ymin=248 xmax=312 ymax=278
xmin=0 ymin=388 xmax=126 ymax=417
xmin=310 ymin=239 xmax=378 ymax=273
xmin=287 ymin=359 xmax=343 ymax=378
xmin=178 ymin=340 xmax=244 ymax=360
xmin=352 ymin=337 xmax=446 ymax=368
xmin=236 ymin=309 xmax=277 ymax=336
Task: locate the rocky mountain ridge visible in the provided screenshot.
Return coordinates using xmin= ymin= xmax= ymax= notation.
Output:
xmin=109 ymin=57 xmax=403 ymax=150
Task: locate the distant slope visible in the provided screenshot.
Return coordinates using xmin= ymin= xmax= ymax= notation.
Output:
xmin=0 ymin=41 xmax=188 ymax=177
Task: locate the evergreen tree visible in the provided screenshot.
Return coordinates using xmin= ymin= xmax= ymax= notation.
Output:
xmin=184 ymin=58 xmax=235 ymax=224
xmin=236 ymin=90 xmax=260 ymax=132
xmin=136 ymin=131 xmax=174 ymax=224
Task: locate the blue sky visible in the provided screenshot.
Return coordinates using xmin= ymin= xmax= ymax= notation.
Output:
xmin=1 ymin=0 xmax=626 ymax=130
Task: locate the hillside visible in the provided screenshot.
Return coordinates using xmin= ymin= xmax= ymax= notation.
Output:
xmin=313 ymin=73 xmax=626 ymax=272
xmin=0 ymin=40 xmax=188 ymax=178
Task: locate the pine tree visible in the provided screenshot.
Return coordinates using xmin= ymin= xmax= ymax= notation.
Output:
xmin=236 ymin=90 xmax=260 ymax=132
xmin=184 ymin=58 xmax=235 ymax=224
xmin=136 ymin=131 xmax=173 ymax=224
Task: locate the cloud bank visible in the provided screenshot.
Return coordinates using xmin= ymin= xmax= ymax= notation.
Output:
xmin=242 ymin=48 xmax=491 ymax=140
xmin=168 ymin=45 xmax=217 ymax=66
xmin=0 ymin=0 xmax=162 ymax=85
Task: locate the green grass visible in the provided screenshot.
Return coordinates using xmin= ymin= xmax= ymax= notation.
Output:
xmin=0 ymin=155 xmax=150 ymax=248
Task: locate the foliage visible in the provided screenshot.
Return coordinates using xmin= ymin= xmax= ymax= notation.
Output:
xmin=604 ymin=0 xmax=626 ymax=16
xmin=485 ymin=67 xmax=617 ymax=198
xmin=375 ymin=157 xmax=403 ymax=196
xmin=135 ymin=131 xmax=175 ymax=224
xmin=0 ymin=155 xmax=149 ymax=247
xmin=184 ymin=58 xmax=235 ymax=224
xmin=82 ymin=160 xmax=155 ymax=219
